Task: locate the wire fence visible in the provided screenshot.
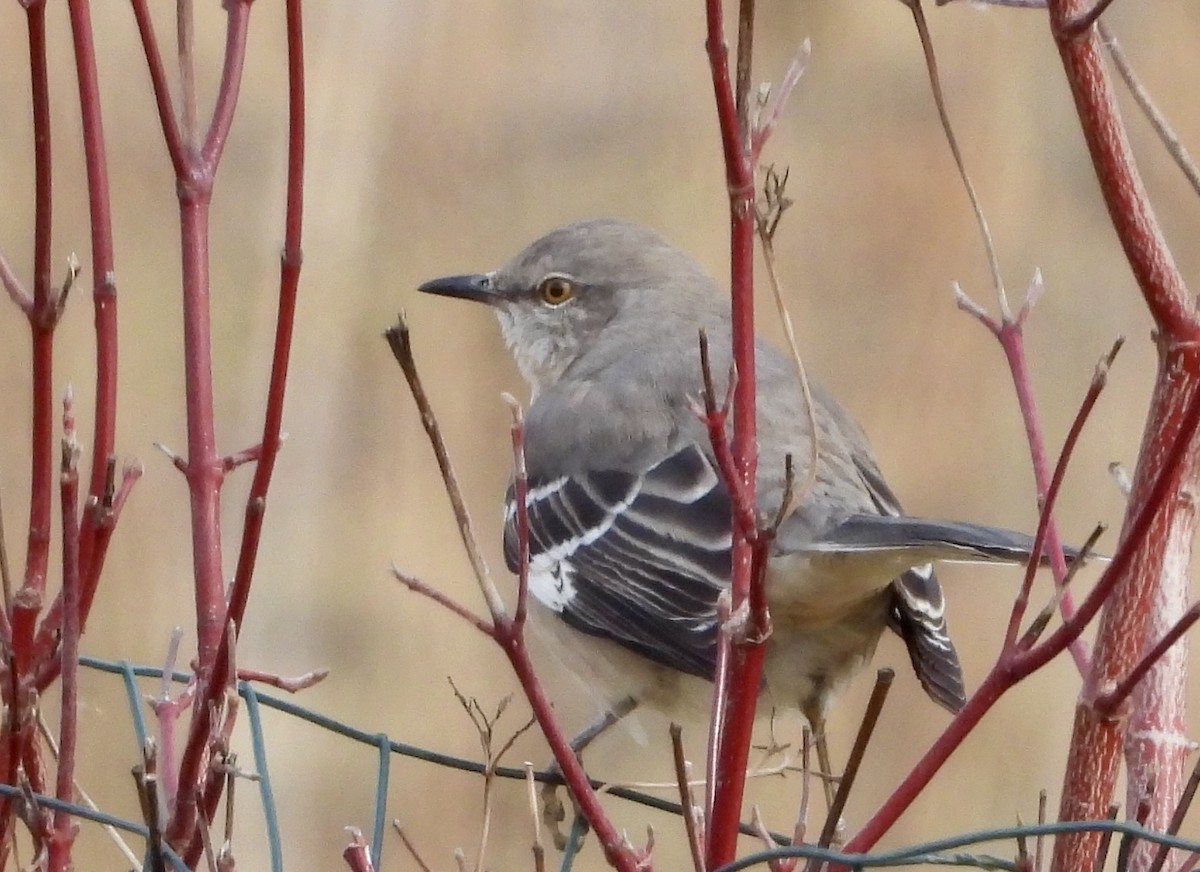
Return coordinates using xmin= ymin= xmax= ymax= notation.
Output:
xmin=54 ymin=656 xmax=1200 ymax=872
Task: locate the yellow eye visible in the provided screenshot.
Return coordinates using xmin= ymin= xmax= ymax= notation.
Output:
xmin=537 ymin=275 xmax=575 ymax=306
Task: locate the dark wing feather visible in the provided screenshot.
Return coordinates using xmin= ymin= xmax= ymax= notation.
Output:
xmin=853 ymin=457 xmax=967 ymax=712
xmin=504 ymin=443 xmax=731 ymax=681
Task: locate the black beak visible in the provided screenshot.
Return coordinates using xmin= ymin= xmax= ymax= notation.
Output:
xmin=418 ymin=272 xmax=499 ymax=305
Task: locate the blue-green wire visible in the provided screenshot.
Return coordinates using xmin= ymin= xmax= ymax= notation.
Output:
xmin=372 ymin=732 xmax=391 ymax=870
xmin=558 ymin=813 xmax=588 ymax=872
xmin=242 ymin=682 xmax=284 ymax=872
xmin=77 ymin=657 xmax=1200 ymax=872
xmin=118 ymin=659 xmax=150 ymax=750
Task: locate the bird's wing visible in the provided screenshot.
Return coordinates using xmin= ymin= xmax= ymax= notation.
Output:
xmin=504 ymin=443 xmax=730 ymax=681
xmin=851 ymin=456 xmax=967 ymax=713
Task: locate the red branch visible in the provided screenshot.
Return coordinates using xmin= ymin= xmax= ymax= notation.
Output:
xmin=66 ymin=0 xmax=119 ymax=596
xmin=386 ymin=320 xmax=642 ymax=872
xmin=1 ymin=0 xmax=59 ymax=851
xmin=703 ymin=0 xmax=769 ymax=867
xmin=1043 ymin=2 xmax=1200 ymax=870
xmin=844 ymin=352 xmax=1200 ymax=859
xmin=503 ymin=409 xmax=639 ymax=870
xmin=48 ymin=396 xmax=81 ymax=872
xmin=961 ymin=282 xmax=1093 ymax=673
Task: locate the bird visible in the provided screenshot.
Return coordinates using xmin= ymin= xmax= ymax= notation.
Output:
xmin=418 ymin=218 xmax=1059 ymax=790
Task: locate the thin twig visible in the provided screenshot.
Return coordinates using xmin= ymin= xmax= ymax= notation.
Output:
xmin=235 ymin=668 xmax=328 ymax=693
xmin=1018 ymin=524 xmax=1106 ymax=650
xmin=50 ymin=389 xmax=83 ymax=872
xmin=36 ymin=712 xmax=140 ymax=868
xmin=898 ymin=0 xmax=1006 ymax=313
xmin=1100 ymin=22 xmax=1200 ymax=199
xmin=391 ymin=569 xmax=495 ymax=639
xmin=816 ymin=670 xmax=893 ymax=850
xmin=385 ymin=318 xmax=506 ymax=619
xmin=0 ymin=251 xmax=33 ymax=313
xmin=392 ymin=821 xmax=434 ymax=872
xmin=1035 ymin=790 xmax=1047 ymax=872
xmin=524 ymin=764 xmax=546 ymax=872
xmin=697 ymin=332 xmax=759 ymax=540
xmin=756 ymin=182 xmax=818 ymax=515
xmin=504 ymin=394 xmax=531 ymax=629
xmin=672 ymin=724 xmax=706 ymax=872
xmin=750 ymin=42 xmax=810 ymax=165
xmin=1005 ymin=338 xmax=1122 ymax=651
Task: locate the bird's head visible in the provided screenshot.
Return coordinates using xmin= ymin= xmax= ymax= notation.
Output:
xmin=419 ymin=218 xmax=720 ymax=394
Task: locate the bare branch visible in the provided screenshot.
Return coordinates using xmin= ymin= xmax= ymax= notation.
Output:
xmin=384 ymin=317 xmax=506 ymax=620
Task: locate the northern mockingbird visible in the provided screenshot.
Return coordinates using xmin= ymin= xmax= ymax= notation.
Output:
xmin=419 ymin=218 xmax=1055 ymax=776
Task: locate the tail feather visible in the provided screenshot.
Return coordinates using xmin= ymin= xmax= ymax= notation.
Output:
xmin=889 ymin=564 xmax=966 ymax=712
xmin=805 ymin=515 xmax=1085 ymax=566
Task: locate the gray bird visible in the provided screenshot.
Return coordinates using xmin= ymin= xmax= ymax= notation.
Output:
xmin=419 ymin=218 xmax=1053 ymax=783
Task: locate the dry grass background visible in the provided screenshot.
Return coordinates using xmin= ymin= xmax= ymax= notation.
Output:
xmin=0 ymin=2 xmax=1198 ymax=870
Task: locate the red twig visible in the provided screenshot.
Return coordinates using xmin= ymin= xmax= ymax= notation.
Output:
xmin=392 ymin=569 xmax=495 ymax=637
xmin=129 ymin=2 xmax=265 ymax=858
xmin=703 ymin=0 xmax=768 ymax=865
xmin=1 ymin=0 xmax=60 ymax=851
xmin=998 ymin=335 xmax=1122 ymax=654
xmin=19 ymin=0 xmax=56 ymax=613
xmin=386 ymin=320 xmax=642 ymax=872
xmin=48 ymin=393 xmax=81 ymax=872
xmin=493 ymin=412 xmax=641 ymax=871
xmin=130 ymin=0 xmax=187 ymax=175
xmin=66 ymin=0 xmax=120 ymax=600
xmin=33 ymin=462 xmax=141 ymax=692
xmin=697 ymin=333 xmax=757 ymax=540
xmin=236 ymin=667 xmax=328 ymax=693
xmin=342 ymin=829 xmax=376 ymax=872
xmin=222 ymin=0 xmax=306 ymax=702
xmin=957 ymin=277 xmax=1092 ymax=673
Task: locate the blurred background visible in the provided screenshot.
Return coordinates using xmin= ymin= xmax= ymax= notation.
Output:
xmin=0 ymin=2 xmax=1198 ymax=869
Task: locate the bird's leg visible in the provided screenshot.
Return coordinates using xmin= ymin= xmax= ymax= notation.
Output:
xmin=541 ymin=695 xmax=640 ymax=850
xmin=805 ymin=712 xmax=840 ymax=811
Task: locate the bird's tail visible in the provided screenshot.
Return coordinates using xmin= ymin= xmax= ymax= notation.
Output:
xmin=801 ymin=515 xmax=1086 ymax=566
xmin=889 ymin=563 xmax=967 ymax=713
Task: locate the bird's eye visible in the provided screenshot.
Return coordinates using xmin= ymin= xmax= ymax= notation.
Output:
xmin=537 ymin=275 xmax=575 ymax=306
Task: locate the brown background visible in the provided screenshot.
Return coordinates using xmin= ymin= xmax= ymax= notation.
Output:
xmin=0 ymin=2 xmax=1197 ymax=869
